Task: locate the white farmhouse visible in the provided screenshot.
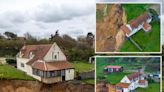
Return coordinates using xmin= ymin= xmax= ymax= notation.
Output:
xmin=121 ymin=12 xmax=152 ymax=37
xmin=116 ymin=72 xmax=148 ymax=92
xmin=16 ymin=42 xmax=74 ymax=84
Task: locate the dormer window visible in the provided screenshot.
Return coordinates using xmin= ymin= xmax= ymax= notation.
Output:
xmin=29 ymin=52 xmax=34 ymax=59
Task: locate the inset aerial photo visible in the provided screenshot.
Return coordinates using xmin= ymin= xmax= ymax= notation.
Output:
xmin=96 ymin=3 xmax=161 ymax=53
xmin=96 ymin=56 xmax=161 ymax=92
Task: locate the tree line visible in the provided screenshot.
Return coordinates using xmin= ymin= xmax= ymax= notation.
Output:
xmin=0 ymin=31 xmax=94 ymax=62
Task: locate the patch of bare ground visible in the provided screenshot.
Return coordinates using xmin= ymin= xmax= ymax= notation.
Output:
xmin=96 ymin=4 xmax=126 ymax=52
xmin=0 ymin=80 xmax=94 ymax=92
xmin=96 ymin=82 xmax=116 ymax=92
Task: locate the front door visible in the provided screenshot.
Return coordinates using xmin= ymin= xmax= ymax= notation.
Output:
xmin=61 ymin=70 xmax=65 ymax=81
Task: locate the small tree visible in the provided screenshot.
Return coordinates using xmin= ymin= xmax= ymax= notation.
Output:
xmin=4 ymin=31 xmax=17 ymax=40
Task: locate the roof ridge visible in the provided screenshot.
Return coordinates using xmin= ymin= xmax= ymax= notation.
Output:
xmin=25 ymin=44 xmax=53 ymax=46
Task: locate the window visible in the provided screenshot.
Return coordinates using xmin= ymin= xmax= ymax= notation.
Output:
xmin=52 ymin=52 xmax=57 ymax=60
xmin=39 ymin=70 xmax=44 ymax=77
xmin=47 ymin=72 xmax=51 ymax=77
xmin=32 ymin=68 xmax=38 ymax=75
xmin=54 ymin=55 xmax=57 ymax=59
xmin=57 ymin=70 xmax=61 ymax=76
xmin=61 ymin=70 xmax=65 ymax=76
xmin=21 ymin=63 xmax=24 ymax=67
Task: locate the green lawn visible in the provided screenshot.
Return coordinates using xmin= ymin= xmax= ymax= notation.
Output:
xmin=82 ymin=78 xmax=94 ymax=84
xmin=123 ymin=4 xmax=148 ymax=21
xmin=162 ymin=80 xmax=164 ymax=92
xmin=96 ymin=58 xmax=131 ymax=84
xmin=120 ymin=4 xmax=160 ymax=52
xmin=73 ymin=61 xmax=94 ymax=84
xmin=136 ymin=82 xmax=160 ymax=92
xmin=105 ymin=72 xmax=130 ymax=84
xmin=73 ymin=61 xmax=94 ymax=72
xmin=0 ymin=64 xmax=35 ymax=80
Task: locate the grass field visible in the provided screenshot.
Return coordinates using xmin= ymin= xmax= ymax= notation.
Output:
xmin=120 ymin=4 xmax=160 ymax=52
xmin=104 ymin=72 xmax=130 ymax=84
xmin=136 ymin=82 xmax=160 ymax=92
xmin=0 ymin=64 xmax=35 ymax=80
xmin=82 ymin=78 xmax=94 ymax=84
xmin=122 ymin=4 xmax=148 ymax=21
xmin=73 ymin=61 xmax=94 ymax=72
xmin=96 ymin=58 xmax=131 ymax=84
xmin=162 ymin=81 xmax=164 ymax=92
xmin=73 ymin=61 xmax=94 ymax=84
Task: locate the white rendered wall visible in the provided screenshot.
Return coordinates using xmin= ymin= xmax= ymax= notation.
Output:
xmin=65 ymin=69 xmax=74 ymax=80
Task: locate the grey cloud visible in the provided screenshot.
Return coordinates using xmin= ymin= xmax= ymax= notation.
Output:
xmin=67 ymin=29 xmax=85 ymax=37
xmin=0 ymin=11 xmax=29 ymax=30
xmin=33 ymin=3 xmax=95 ymax=23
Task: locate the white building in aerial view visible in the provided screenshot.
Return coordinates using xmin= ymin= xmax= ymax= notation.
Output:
xmin=116 ymin=72 xmax=148 ymax=92
xmin=121 ymin=12 xmax=152 ymax=37
xmin=16 ymin=42 xmax=74 ymax=84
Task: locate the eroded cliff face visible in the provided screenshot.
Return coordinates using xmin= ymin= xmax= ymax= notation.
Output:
xmin=96 ymin=4 xmax=126 ymax=52
xmin=0 ymin=80 xmax=94 ymax=92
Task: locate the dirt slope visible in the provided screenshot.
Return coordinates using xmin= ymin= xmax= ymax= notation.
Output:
xmin=0 ymin=80 xmax=94 ymax=92
xmin=96 ymin=4 xmax=126 ymax=52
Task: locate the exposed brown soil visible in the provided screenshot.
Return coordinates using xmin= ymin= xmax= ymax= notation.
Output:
xmin=0 ymin=80 xmax=94 ymax=92
xmin=96 ymin=82 xmax=116 ymax=92
xmin=96 ymin=4 xmax=126 ymax=52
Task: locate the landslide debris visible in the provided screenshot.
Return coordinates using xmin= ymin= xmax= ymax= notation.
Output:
xmin=0 ymin=80 xmax=94 ymax=92
xmin=96 ymin=4 xmax=126 ymax=52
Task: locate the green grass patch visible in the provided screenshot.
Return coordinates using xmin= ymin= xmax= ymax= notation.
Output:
xmin=73 ymin=61 xmax=94 ymax=72
xmin=162 ymin=80 xmax=164 ymax=92
xmin=136 ymin=82 xmax=160 ymax=92
xmin=81 ymin=78 xmax=94 ymax=84
xmin=0 ymin=64 xmax=35 ymax=80
xmin=123 ymin=4 xmax=148 ymax=21
xmin=104 ymin=72 xmax=130 ymax=84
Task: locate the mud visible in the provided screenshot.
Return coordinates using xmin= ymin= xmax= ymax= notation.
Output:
xmin=96 ymin=4 xmax=126 ymax=52
xmin=0 ymin=79 xmax=94 ymax=92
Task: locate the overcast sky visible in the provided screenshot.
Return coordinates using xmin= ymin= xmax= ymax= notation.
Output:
xmin=0 ymin=0 xmax=163 ymax=44
xmin=96 ymin=0 xmax=164 ymax=44
xmin=0 ymin=0 xmax=96 ymax=39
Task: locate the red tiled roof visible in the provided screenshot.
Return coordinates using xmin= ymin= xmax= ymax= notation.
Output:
xmin=143 ymin=22 xmax=151 ymax=30
xmin=116 ymin=83 xmax=130 ymax=88
xmin=130 ymin=12 xmax=151 ymax=29
xmin=106 ymin=66 xmax=122 ymax=69
xmin=121 ymin=25 xmax=131 ymax=35
xmin=127 ymin=72 xmax=142 ymax=80
xmin=20 ymin=44 xmax=52 ymax=65
xmin=32 ymin=61 xmax=74 ymax=71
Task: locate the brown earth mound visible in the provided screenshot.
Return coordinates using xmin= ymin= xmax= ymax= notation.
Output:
xmin=96 ymin=4 xmax=126 ymax=52
xmin=0 ymin=80 xmax=94 ymax=92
